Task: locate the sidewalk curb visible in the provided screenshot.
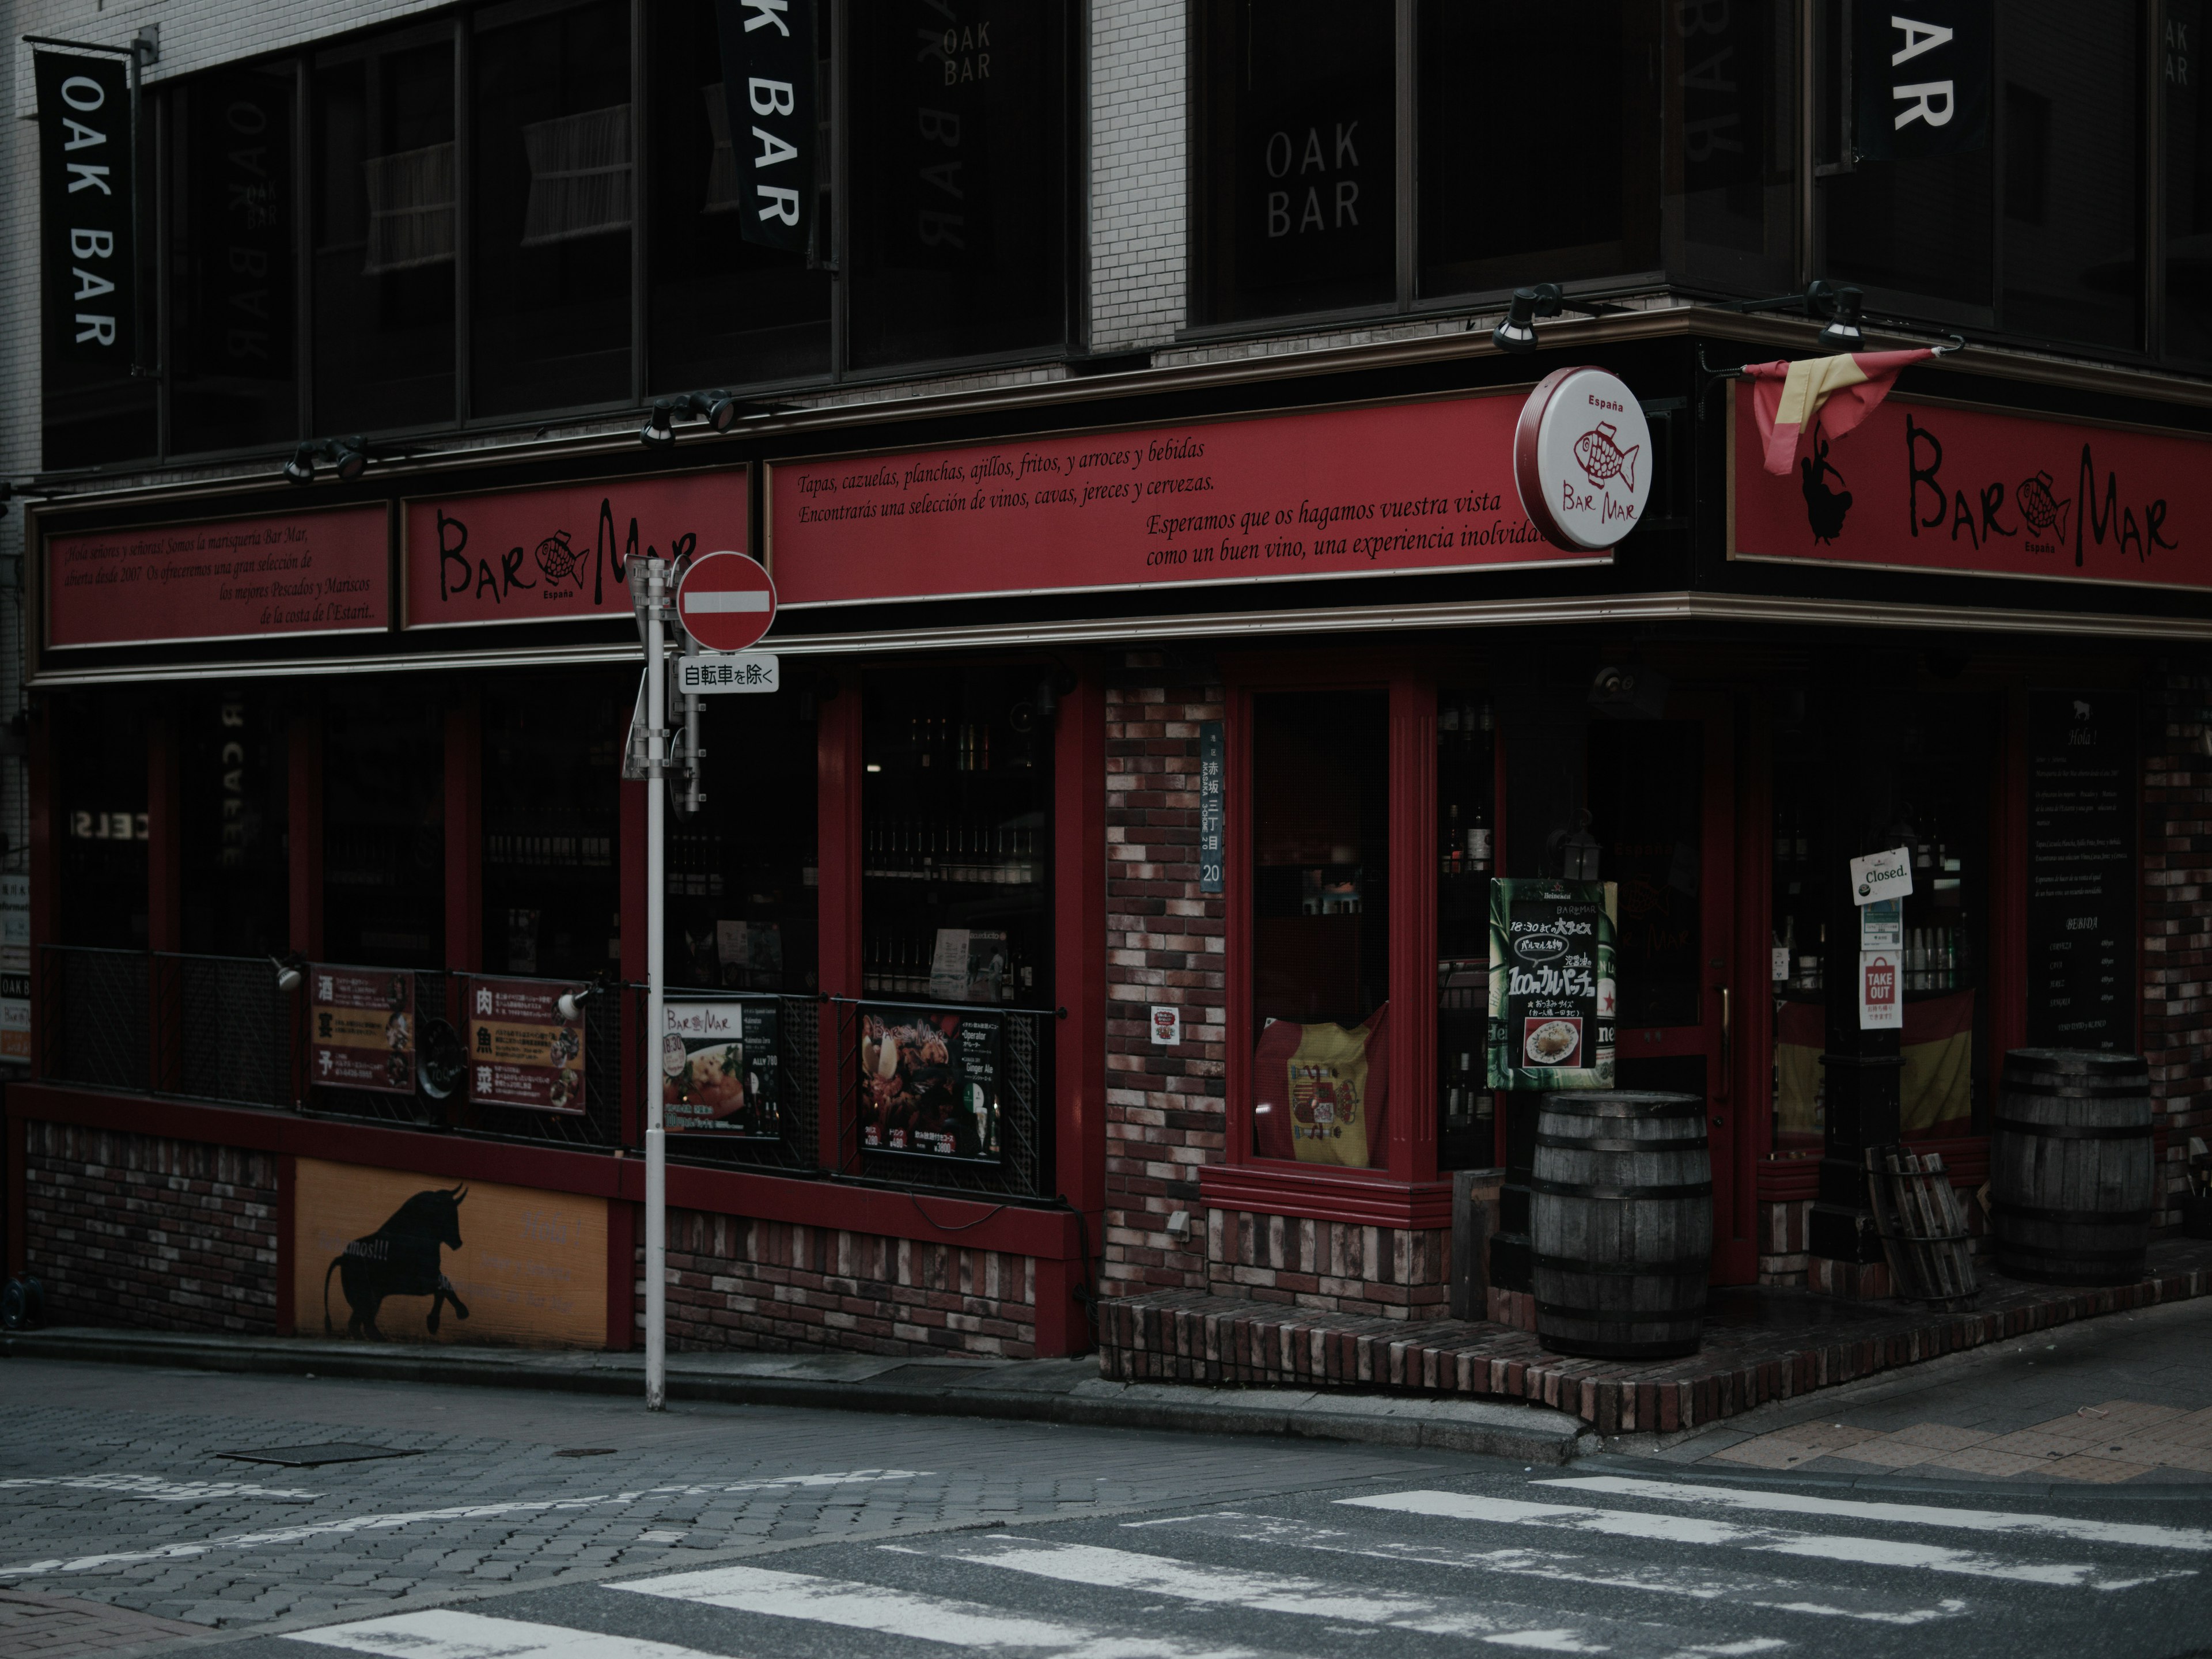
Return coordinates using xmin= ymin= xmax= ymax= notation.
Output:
xmin=0 ymin=1328 xmax=1594 ymax=1465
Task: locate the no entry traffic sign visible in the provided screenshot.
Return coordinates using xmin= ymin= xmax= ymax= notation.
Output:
xmin=674 ymin=550 xmax=777 ymax=652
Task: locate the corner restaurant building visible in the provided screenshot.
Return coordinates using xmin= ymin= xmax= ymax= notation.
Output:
xmin=10 ymin=311 xmax=2209 ymax=1358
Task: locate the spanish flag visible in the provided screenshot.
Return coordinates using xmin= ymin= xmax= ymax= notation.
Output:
xmin=1252 ymin=1005 xmax=1390 ymax=1169
xmin=1774 ymin=988 xmax=1976 ymax=1145
xmin=1744 ymin=350 xmax=1936 ymax=477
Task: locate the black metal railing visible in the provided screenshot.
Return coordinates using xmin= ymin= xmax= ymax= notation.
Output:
xmin=833 ymin=996 xmax=1055 ymax=1199
xmin=39 ymin=946 xmax=150 ymax=1093
xmin=160 ymin=953 xmax=294 ymax=1109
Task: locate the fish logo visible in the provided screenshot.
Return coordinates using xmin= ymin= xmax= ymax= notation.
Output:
xmin=535 ymin=529 xmax=584 ymax=586
xmin=1574 ymin=422 xmax=1641 ymax=494
xmin=2016 ymin=470 xmax=2073 ymax=542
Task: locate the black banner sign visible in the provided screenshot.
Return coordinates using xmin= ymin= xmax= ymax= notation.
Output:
xmin=33 ymin=49 xmax=134 ymax=368
xmin=1853 ymin=2 xmax=1992 ymax=162
xmin=2025 ymin=691 xmax=2137 ymax=1052
xmin=715 ymin=0 xmax=817 ymax=253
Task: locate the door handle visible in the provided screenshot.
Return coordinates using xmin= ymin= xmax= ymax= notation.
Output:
xmin=1717 ymin=986 xmax=1731 ymax=1097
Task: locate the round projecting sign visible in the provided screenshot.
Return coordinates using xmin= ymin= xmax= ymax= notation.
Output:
xmin=675 ymin=550 xmax=777 ymax=653
xmin=1512 ymin=366 xmax=1654 ymax=552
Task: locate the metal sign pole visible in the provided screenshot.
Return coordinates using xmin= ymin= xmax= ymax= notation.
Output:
xmin=643 ymin=556 xmax=668 ymax=1412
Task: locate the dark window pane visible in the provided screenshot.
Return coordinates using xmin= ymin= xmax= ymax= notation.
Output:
xmin=56 ymin=692 xmax=148 ymax=949
xmin=646 ymin=1 xmax=831 ymax=392
xmin=324 ymin=685 xmax=444 ymax=970
xmin=1662 ymin=0 xmax=1796 ymax=293
xmin=471 ymin=0 xmax=632 ymax=418
xmin=180 ymin=687 xmax=289 ymax=957
xmin=2000 ymin=3 xmax=2142 ymax=351
xmin=1825 ymin=154 xmax=1994 ymax=308
xmin=844 ymin=1 xmax=1069 ymax=368
xmin=1586 ymin=720 xmax=1701 ymax=1030
xmin=1418 ymin=2 xmax=1656 ymax=298
xmin=169 ymin=67 xmax=300 ymax=454
xmin=2168 ymin=0 xmax=2212 ymax=358
xmin=1201 ymin=1 xmax=1393 ymax=322
xmin=312 ymin=28 xmax=457 ymax=433
xmin=484 ymin=673 xmax=623 ymax=982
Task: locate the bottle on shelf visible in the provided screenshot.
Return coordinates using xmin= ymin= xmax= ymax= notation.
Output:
xmin=1468 ymin=796 xmax=1492 ymax=874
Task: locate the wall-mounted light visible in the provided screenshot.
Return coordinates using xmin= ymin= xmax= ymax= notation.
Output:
xmin=1492 ymin=283 xmax=1565 ymax=354
xmin=283 ymin=437 xmax=372 ymax=486
xmin=556 ymin=984 xmax=594 ymax=1021
xmin=270 ymin=955 xmax=305 ymax=993
xmin=637 ymin=391 xmax=794 ymax=448
xmin=1809 ymin=279 xmax=1867 ymax=351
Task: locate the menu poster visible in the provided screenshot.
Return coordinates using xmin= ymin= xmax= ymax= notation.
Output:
xmin=311 ymin=966 xmax=416 ymax=1095
xmin=2026 ymin=691 xmax=2138 ymax=1051
xmin=1487 ymin=878 xmax=1619 ymax=1091
xmin=858 ymin=1004 xmax=1003 ymax=1162
xmin=465 ymin=978 xmax=586 ymax=1115
xmin=663 ymin=998 xmax=782 ymax=1138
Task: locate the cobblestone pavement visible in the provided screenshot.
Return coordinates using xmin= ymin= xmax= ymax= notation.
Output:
xmin=1646 ymin=1294 xmax=2212 ymax=1483
xmin=0 ymin=1358 xmax=1458 ymax=1644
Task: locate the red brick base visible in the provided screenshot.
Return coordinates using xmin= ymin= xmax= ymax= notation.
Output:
xmin=651 ymin=1207 xmax=1041 ymax=1358
xmin=20 ymin=1122 xmax=278 ymax=1335
xmin=1205 ymin=1207 xmax=1449 ymax=1319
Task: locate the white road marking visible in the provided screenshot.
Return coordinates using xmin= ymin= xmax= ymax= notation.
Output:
xmin=0 ymin=1474 xmax=321 ymax=1502
xmin=1540 ymin=1477 xmax=2212 ymax=1553
xmin=0 ymin=1469 xmax=927 ymax=1580
xmin=287 ymin=1607 xmax=733 ymax=1659
xmin=1340 ymin=1491 xmax=2188 ymax=1592
xmin=913 ymin=1536 xmax=1785 ymax=1655
xmin=613 ymin=1562 xmax=1260 ymax=1657
xmin=1128 ymin=1509 xmax=1967 ymax=1626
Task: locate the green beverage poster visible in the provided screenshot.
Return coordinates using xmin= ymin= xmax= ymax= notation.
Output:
xmin=1487 ymin=878 xmax=1618 ymax=1090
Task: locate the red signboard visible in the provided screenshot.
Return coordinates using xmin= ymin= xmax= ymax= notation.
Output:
xmin=1732 ymin=382 xmax=2212 ymax=592
xmin=310 ymin=965 xmax=416 ymax=1096
xmin=47 ymin=504 xmax=389 ymax=650
xmin=676 ymin=551 xmax=777 ymax=651
xmin=464 ymin=976 xmax=586 ymax=1116
xmin=769 ymin=393 xmax=1593 ymax=607
xmin=403 ymin=469 xmax=749 ymax=629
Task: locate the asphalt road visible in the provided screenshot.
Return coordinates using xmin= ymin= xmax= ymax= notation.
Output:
xmin=3 ymin=1357 xmax=2208 ymax=1659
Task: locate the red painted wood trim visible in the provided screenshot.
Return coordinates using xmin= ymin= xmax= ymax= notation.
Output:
xmin=619 ymin=778 xmax=646 ymax=1147
xmin=605 ymin=1194 xmax=637 ymax=1351
xmin=1698 ymin=695 xmax=1749 ymax=1283
xmin=1032 ymin=1253 xmax=1075 ymax=1357
xmin=1054 ymin=664 xmax=1106 ymax=1215
xmin=146 ymin=711 xmax=181 ymax=955
xmin=1990 ymin=687 xmax=2029 ymax=1073
xmin=1199 ymin=1162 xmax=1453 ymax=1230
xmin=29 ymin=700 xmax=53 ymax=967
xmin=4 ymin=1084 xmax=1082 ymax=1259
xmin=287 ymin=709 xmax=324 ymax=959
xmin=816 ymin=668 xmax=862 ymax=1172
xmin=1387 ymin=672 xmax=1437 ymax=1184
xmin=444 ymin=690 xmax=483 ymax=974
xmin=274 ymin=1153 xmax=297 ymax=1335
xmin=1757 ymin=1135 xmax=1990 ymax=1203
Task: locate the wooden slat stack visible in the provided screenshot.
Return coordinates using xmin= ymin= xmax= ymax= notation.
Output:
xmin=1865 ymin=1146 xmax=1980 ymax=1309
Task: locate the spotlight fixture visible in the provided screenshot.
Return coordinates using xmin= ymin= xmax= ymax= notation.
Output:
xmin=270 ymin=954 xmax=305 ymax=993
xmin=284 ymin=437 xmax=377 ymax=485
xmin=1492 ymin=283 xmax=1564 ymax=354
xmin=635 ymin=391 xmax=794 ymax=448
xmin=638 ymin=401 xmax=679 ymax=448
xmin=1809 ymin=279 xmax=1867 ymax=351
xmin=0 ymin=483 xmax=62 ymax=518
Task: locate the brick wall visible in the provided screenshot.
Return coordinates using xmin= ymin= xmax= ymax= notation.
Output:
xmin=1206 ymin=1207 xmax=1449 ymax=1319
xmin=1103 ymin=659 xmax=1226 ymax=1297
xmin=650 ymin=1208 xmax=1039 ymax=1358
xmin=1088 ymin=0 xmax=1187 ymax=351
xmin=21 ymin=1122 xmax=278 ymax=1333
xmin=2144 ymin=665 xmax=2212 ymax=1227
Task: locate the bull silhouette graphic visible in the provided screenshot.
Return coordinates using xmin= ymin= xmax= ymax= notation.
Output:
xmin=323 ymin=1185 xmax=472 ymax=1340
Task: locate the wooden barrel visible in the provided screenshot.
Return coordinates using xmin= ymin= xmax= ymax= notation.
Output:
xmin=1992 ymin=1049 xmax=2154 ymax=1286
xmin=1531 ymin=1091 xmax=1711 ymax=1359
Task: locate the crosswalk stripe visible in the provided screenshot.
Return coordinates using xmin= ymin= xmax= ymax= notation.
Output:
xmin=1539 ymin=1477 xmax=2212 ymax=1552
xmin=917 ymin=1535 xmax=1784 ymax=1655
xmin=612 ymin=1562 xmax=1260 ymax=1657
xmin=1126 ymin=1509 xmax=1969 ymax=1627
xmin=287 ymin=1607 xmax=730 ymax=1659
xmin=1338 ymin=1491 xmax=2189 ymax=1592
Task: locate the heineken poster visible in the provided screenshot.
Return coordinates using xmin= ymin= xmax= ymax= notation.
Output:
xmin=1487 ymin=878 xmax=1618 ymax=1090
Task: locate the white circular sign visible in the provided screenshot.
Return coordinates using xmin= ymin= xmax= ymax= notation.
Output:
xmin=1512 ymin=367 xmax=1654 ymax=552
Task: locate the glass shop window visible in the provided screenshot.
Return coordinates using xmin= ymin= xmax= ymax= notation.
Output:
xmin=1249 ymin=691 xmax=1389 ymax=1169
xmin=55 ymin=692 xmax=149 ymax=950
xmin=843 ymin=0 xmax=1070 ymax=369
xmin=179 ymin=687 xmax=289 ymax=958
xmin=1436 ymin=691 xmax=1496 ymax=1172
xmin=323 ymin=684 xmax=444 ymax=969
xmin=1768 ymin=694 xmax=1995 ymax=1152
xmin=859 ymin=666 xmax=1053 ymax=1010
xmin=1586 ymin=719 xmax=1703 ymax=1033
xmin=1196 ymin=0 xmax=1395 ymax=324
xmin=471 ymin=0 xmax=632 ymax=418
xmin=1660 ymin=0 xmax=1798 ymax=294
xmin=483 ymin=673 xmax=625 ymax=983
xmin=1416 ymin=2 xmax=1659 ymax=300
xmin=645 ymin=0 xmax=832 ymax=392
xmin=311 ymin=25 xmax=457 ymax=434
xmin=2166 ymin=2 xmax=2212 ymax=362
xmin=168 ymin=67 xmax=300 ymax=454
xmin=662 ymin=680 xmax=820 ymax=994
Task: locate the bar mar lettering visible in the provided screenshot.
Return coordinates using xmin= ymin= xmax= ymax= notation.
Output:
xmin=1731 ymin=384 xmax=2212 ymax=593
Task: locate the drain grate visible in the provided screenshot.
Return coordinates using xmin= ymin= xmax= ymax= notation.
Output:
xmin=217 ymin=1442 xmax=421 ymax=1468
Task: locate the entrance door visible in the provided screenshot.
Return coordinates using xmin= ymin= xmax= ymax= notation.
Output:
xmin=1586 ymin=699 xmax=1752 ymax=1285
